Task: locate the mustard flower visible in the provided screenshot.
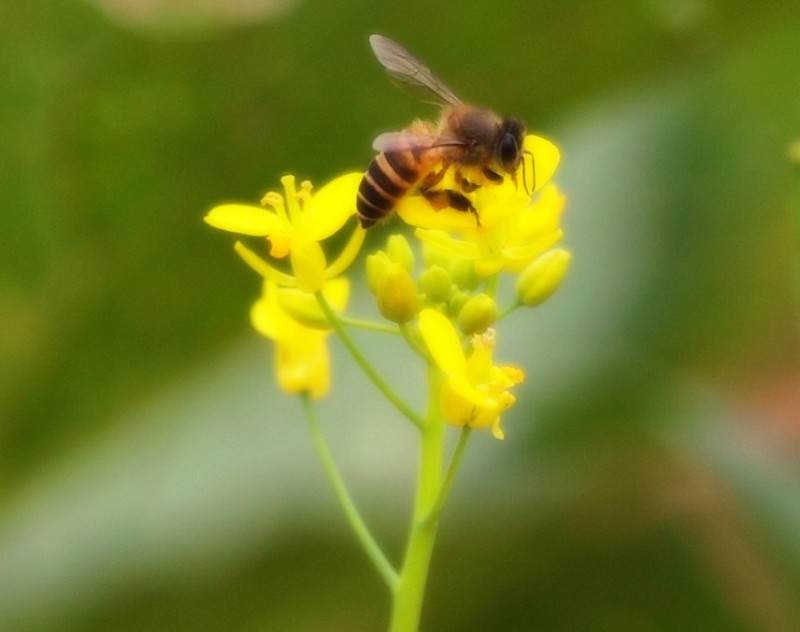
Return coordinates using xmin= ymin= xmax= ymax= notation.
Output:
xmin=396 ymin=135 xmax=565 ymax=277
xmin=205 ymin=173 xmax=365 ymax=292
xmin=251 ymin=277 xmax=349 ymax=399
xmin=418 ymin=308 xmax=524 ymax=439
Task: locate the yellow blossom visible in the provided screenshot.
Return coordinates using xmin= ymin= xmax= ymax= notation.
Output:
xmin=396 ymin=135 xmax=565 ymax=277
xmin=418 ymin=308 xmax=524 ymax=439
xmin=205 ymin=173 xmax=365 ymax=292
xmin=251 ymin=278 xmax=349 ymax=399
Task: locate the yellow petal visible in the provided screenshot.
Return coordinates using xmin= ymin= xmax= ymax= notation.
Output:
xmin=325 ymin=223 xmax=366 ymax=279
xmin=233 ymin=242 xmax=296 ymax=286
xmin=304 ymin=172 xmax=362 ymax=241
xmin=204 ymin=204 xmax=284 ymax=236
xmin=414 ymin=229 xmax=479 ymax=259
xmin=450 ymin=378 xmax=497 ymax=412
xmin=290 ymin=240 xmax=328 ymax=293
xmin=439 ymin=380 xmax=473 ymax=426
xmin=275 ymin=330 xmax=331 ymax=399
xmin=418 ymin=309 xmax=466 ymax=374
xmin=523 ymin=135 xmax=561 ymax=194
xmin=251 ymin=282 xmax=290 ymax=340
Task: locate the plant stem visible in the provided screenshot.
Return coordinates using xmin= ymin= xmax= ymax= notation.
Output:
xmin=340 ymin=315 xmax=401 ymax=334
xmin=388 ymin=367 xmax=446 ymax=632
xmin=301 ymin=394 xmax=398 ymax=590
xmin=423 ymin=427 xmax=471 ymax=526
xmin=315 ymin=291 xmax=425 ymax=429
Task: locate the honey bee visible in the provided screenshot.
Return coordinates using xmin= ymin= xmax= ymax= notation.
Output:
xmin=357 ymin=34 xmax=530 ymax=228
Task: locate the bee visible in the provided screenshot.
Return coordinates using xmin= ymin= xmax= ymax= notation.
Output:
xmin=357 ymin=34 xmax=530 ymax=229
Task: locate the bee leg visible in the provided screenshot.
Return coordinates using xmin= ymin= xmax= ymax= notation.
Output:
xmin=454 ymin=169 xmax=482 ymax=193
xmin=421 ymin=188 xmax=481 ymax=227
xmin=482 ymin=167 xmax=503 ymax=184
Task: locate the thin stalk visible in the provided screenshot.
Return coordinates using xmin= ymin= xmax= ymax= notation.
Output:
xmin=301 ymin=394 xmax=398 ymax=590
xmin=388 ymin=366 xmax=445 ymax=632
xmin=497 ymin=302 xmax=520 ymax=321
xmin=315 ymin=291 xmax=424 ymax=429
xmin=340 ymin=316 xmax=401 ymax=334
xmin=422 ymin=427 xmax=472 ymax=526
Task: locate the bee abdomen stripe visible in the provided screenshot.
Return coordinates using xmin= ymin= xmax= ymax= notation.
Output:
xmin=357 ymin=190 xmax=388 ymax=228
xmin=384 ymin=151 xmax=419 ymax=182
xmin=368 ymin=158 xmax=405 ymax=197
xmin=358 ymin=178 xmax=394 ymax=211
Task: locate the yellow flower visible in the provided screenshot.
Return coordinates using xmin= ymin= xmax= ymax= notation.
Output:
xmin=396 ymin=135 xmax=565 ymax=277
xmin=418 ymin=309 xmax=524 ymax=439
xmin=205 ymin=173 xmax=366 ymax=292
xmin=251 ymin=277 xmax=349 ymax=399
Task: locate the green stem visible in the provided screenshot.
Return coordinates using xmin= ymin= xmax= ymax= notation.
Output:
xmin=399 ymin=322 xmax=427 ymax=359
xmin=388 ymin=366 xmax=446 ymax=632
xmin=423 ymin=427 xmax=472 ymax=526
xmin=497 ymin=302 xmax=520 ymax=321
xmin=340 ymin=315 xmax=401 ymax=334
xmin=301 ymin=394 xmax=398 ymax=590
xmin=315 ymin=291 xmax=425 ymax=429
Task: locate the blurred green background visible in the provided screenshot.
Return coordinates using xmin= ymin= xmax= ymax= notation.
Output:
xmin=2 ymin=0 xmax=800 ymax=630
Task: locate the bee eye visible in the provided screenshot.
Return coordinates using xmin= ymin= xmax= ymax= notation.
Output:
xmin=499 ymin=133 xmax=520 ymax=171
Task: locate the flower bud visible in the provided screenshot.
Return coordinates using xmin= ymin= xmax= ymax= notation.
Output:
xmin=449 ymin=257 xmax=479 ymax=290
xmin=457 ymin=293 xmax=498 ymax=335
xmin=366 ymin=251 xmax=392 ymax=294
xmin=419 ymin=265 xmax=452 ymax=303
xmin=386 ymin=234 xmax=415 ymax=272
xmin=376 ymin=263 xmax=418 ymax=323
xmin=448 ymin=288 xmax=469 ymax=319
xmin=515 ymin=248 xmax=572 ymax=307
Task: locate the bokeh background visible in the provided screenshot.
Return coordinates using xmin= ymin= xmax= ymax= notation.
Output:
xmin=2 ymin=0 xmax=800 ymax=630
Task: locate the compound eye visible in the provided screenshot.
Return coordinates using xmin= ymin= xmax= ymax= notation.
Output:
xmin=499 ymin=133 xmax=520 ymax=171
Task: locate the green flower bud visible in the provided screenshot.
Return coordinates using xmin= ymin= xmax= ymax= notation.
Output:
xmin=457 ymin=293 xmax=498 ymax=335
xmin=366 ymin=251 xmax=392 ymax=294
xmin=450 ymin=257 xmax=479 ymax=290
xmin=515 ymin=249 xmax=572 ymax=307
xmin=448 ymin=288 xmax=469 ymax=319
xmin=377 ymin=263 xmax=418 ymax=323
xmin=419 ymin=265 xmax=452 ymax=303
xmin=386 ymin=234 xmax=415 ymax=272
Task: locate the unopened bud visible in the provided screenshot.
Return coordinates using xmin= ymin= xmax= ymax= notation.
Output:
xmin=377 ymin=263 xmax=418 ymax=323
xmin=366 ymin=251 xmax=391 ymax=294
xmin=450 ymin=258 xmax=479 ymax=290
xmin=419 ymin=265 xmax=452 ymax=303
xmin=386 ymin=234 xmax=415 ymax=272
xmin=457 ymin=293 xmax=498 ymax=335
xmin=515 ymin=249 xmax=571 ymax=307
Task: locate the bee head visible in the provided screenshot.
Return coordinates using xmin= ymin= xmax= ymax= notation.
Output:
xmin=497 ymin=117 xmax=526 ymax=173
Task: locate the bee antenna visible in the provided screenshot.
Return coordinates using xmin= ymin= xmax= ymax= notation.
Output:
xmin=522 ymin=149 xmax=536 ymax=195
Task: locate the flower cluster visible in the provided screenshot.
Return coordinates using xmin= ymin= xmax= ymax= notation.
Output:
xmin=205 ymin=134 xmax=570 ymax=436
xmin=205 ymin=174 xmax=364 ymax=398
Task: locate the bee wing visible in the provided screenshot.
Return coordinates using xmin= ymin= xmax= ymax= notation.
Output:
xmin=369 ymin=34 xmax=464 ymax=106
xmin=372 ymin=131 xmax=468 ymax=153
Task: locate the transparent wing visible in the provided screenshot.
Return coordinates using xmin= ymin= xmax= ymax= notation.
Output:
xmin=372 ymin=131 xmax=468 ymax=153
xmin=369 ymin=34 xmax=464 ymax=106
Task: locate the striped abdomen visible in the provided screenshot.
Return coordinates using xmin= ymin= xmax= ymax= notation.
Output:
xmin=357 ymin=150 xmax=437 ymax=228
